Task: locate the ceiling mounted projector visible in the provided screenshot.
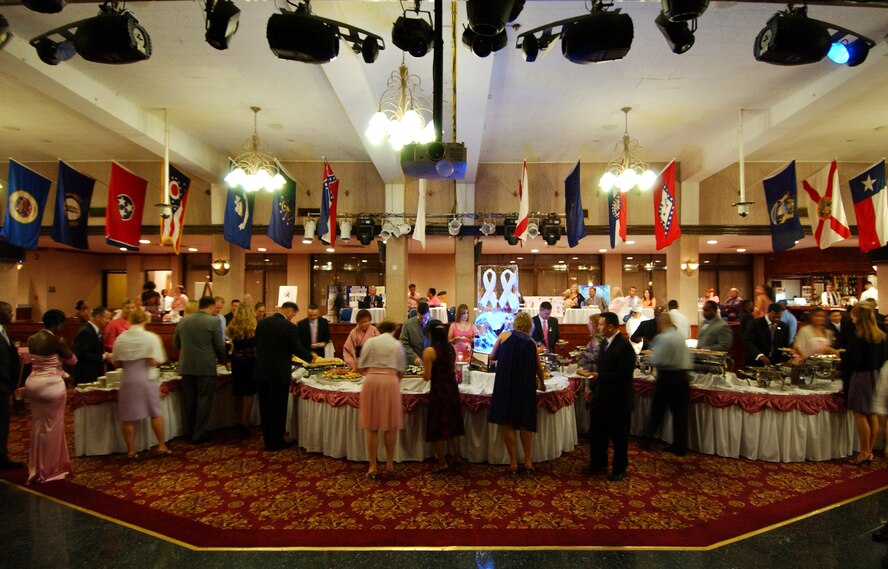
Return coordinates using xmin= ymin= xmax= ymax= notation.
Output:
xmin=401 ymin=142 xmax=467 ymax=180
xmin=205 ymin=0 xmax=240 ymax=51
xmin=661 ymin=0 xmax=709 ymax=22
xmin=23 ymin=0 xmax=66 ymax=14
xmin=466 ymin=0 xmax=523 ymax=37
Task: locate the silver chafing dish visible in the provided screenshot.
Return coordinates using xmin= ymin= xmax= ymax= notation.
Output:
xmin=742 ymin=366 xmax=790 ymax=390
xmin=689 ymin=348 xmax=733 ymax=376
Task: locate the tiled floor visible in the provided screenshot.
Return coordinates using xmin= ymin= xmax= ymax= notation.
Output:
xmin=3 ymin=481 xmax=887 ymax=568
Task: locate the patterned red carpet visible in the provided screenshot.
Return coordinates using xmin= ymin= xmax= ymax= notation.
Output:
xmin=2 ymin=395 xmax=887 ymax=549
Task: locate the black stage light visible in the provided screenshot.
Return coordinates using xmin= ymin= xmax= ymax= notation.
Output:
xmin=754 ymin=9 xmax=830 ymax=66
xmin=361 ymin=37 xmax=379 ymax=63
xmin=508 ymin=0 xmax=525 ymax=24
xmin=467 ymin=0 xmax=515 ymax=37
xmin=655 ymin=12 xmax=695 ymax=54
xmin=661 ymin=0 xmax=709 ymax=23
xmin=503 ymin=217 xmax=519 ymax=246
xmin=33 ymin=37 xmax=75 ymax=65
xmin=392 ymin=14 xmax=433 ymax=58
xmin=561 ymin=10 xmax=633 ymax=64
xmin=355 ymin=215 xmax=375 ymax=246
xmin=73 ymin=7 xmax=152 ymax=64
xmin=462 ymin=27 xmax=507 ymax=58
xmin=205 ymin=0 xmax=240 ymax=51
xmin=268 ymin=7 xmax=339 ymax=64
xmin=540 ymin=215 xmax=561 ymax=246
xmin=520 ymin=32 xmax=539 ymax=62
xmin=0 ymin=15 xmax=11 ymax=51
xmin=22 ymin=0 xmax=66 ymax=14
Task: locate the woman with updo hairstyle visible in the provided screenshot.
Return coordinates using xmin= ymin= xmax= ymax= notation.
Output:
xmin=844 ymin=303 xmax=888 ymax=465
xmin=183 ymin=300 xmax=200 ymax=317
xmin=423 ymin=319 xmax=465 ymax=472
xmin=25 ymin=309 xmax=77 ymax=483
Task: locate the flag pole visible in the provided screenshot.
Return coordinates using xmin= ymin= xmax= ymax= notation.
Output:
xmin=733 ymin=109 xmax=754 ymax=217
xmin=156 ymin=109 xmax=172 ymax=220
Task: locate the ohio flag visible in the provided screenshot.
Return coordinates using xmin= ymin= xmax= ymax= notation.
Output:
xmin=653 ymin=161 xmax=681 ymax=250
xmin=850 ymin=160 xmax=888 ymax=252
xmin=317 ymin=160 xmax=338 ymax=246
xmin=159 ymin=165 xmax=191 ymax=253
xmin=801 ymin=160 xmax=850 ymax=250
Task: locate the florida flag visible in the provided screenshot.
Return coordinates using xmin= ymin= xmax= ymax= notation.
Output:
xmin=608 ymin=190 xmax=627 ymax=249
xmin=850 ymin=160 xmax=888 ymax=252
xmin=514 ymin=161 xmax=530 ymax=245
xmin=159 ymin=165 xmax=191 ymax=254
xmin=801 ymin=161 xmax=850 ymax=250
xmin=653 ymin=161 xmax=681 ymax=250
xmin=317 ymin=160 xmax=338 ymax=246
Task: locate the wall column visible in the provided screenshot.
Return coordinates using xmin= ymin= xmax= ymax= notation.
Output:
xmin=666 ymin=237 xmax=700 ymax=327
xmin=0 ymin=261 xmax=20 ymax=313
xmin=602 ymin=254 xmax=622 ymax=295
xmin=454 ymin=182 xmax=476 ymax=310
xmin=385 ymin=183 xmax=407 ymax=320
xmin=210 ymin=234 xmax=245 ymax=307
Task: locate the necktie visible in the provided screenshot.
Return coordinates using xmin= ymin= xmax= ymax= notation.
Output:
xmin=0 ymin=326 xmax=9 ymax=346
xmin=542 ymin=320 xmax=549 ymax=349
xmin=769 ymin=322 xmax=777 ymax=358
xmin=600 ymin=338 xmax=609 ymax=356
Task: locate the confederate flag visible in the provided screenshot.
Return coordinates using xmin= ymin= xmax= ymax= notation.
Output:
xmin=801 ymin=160 xmax=850 ymax=250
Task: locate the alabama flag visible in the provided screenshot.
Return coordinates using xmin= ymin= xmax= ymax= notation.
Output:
xmin=105 ymin=163 xmax=148 ymax=251
xmin=608 ymin=190 xmax=627 ymax=249
xmin=159 ymin=165 xmax=191 ymax=253
xmin=801 ymin=161 xmax=850 ymax=250
xmin=653 ymin=161 xmax=681 ymax=250
xmin=514 ymin=161 xmax=530 ymax=245
xmin=850 ymin=160 xmax=888 ymax=252
xmin=317 ymin=160 xmax=339 ymax=246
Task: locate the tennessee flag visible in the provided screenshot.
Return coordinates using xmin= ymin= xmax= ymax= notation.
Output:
xmin=105 ymin=163 xmax=148 ymax=251
xmin=317 ymin=160 xmax=338 ymax=246
xmin=608 ymin=190 xmax=627 ymax=249
xmin=514 ymin=161 xmax=530 ymax=245
xmin=801 ymin=161 xmax=850 ymax=250
xmin=850 ymin=160 xmax=888 ymax=252
xmin=653 ymin=161 xmax=681 ymax=250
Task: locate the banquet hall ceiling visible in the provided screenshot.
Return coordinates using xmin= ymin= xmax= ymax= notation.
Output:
xmin=1 ymin=0 xmax=887 ymax=185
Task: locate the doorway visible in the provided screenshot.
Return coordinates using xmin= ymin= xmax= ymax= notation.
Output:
xmin=103 ymin=271 xmax=127 ymax=309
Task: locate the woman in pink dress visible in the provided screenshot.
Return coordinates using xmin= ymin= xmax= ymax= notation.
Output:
xmin=25 ymin=309 xmax=76 ymax=484
xmin=343 ymin=309 xmax=380 ymax=370
xmin=447 ymin=303 xmax=475 ymax=363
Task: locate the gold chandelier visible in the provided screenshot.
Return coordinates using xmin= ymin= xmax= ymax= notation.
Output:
xmin=365 ymin=61 xmax=435 ymax=151
xmin=599 ymin=107 xmax=656 ymax=193
xmin=225 ymin=106 xmax=285 ymax=193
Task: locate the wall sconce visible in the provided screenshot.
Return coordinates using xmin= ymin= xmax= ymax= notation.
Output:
xmin=211 ymin=259 xmax=231 ymax=275
xmin=680 ymin=259 xmax=699 ymax=276
xmin=16 ymin=260 xmax=24 ymax=271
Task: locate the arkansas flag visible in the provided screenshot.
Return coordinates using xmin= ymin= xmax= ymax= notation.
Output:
xmin=801 ymin=161 xmax=850 ymax=250
xmin=317 ymin=160 xmax=338 ymax=246
xmin=608 ymin=190 xmax=627 ymax=249
xmin=105 ymin=163 xmax=148 ymax=251
xmin=850 ymin=160 xmax=888 ymax=252
xmin=159 ymin=165 xmax=191 ymax=253
xmin=514 ymin=161 xmax=530 ymax=244
xmin=653 ymin=161 xmax=681 ymax=250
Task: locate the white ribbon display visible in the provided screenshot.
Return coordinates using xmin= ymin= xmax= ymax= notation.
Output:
xmin=498 ymin=269 xmax=519 ymax=311
xmin=479 ymin=269 xmax=499 ymax=310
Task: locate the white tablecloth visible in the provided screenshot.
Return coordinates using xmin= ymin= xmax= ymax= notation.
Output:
xmin=429 ymin=306 xmax=448 ymax=322
xmin=562 ymin=308 xmax=601 ymax=324
xmin=350 ymin=307 xmax=386 ymax=323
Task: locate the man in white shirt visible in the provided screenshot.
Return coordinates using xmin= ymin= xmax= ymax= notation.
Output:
xmin=625 ymin=286 xmax=641 ymax=310
xmin=821 ymin=283 xmax=841 ymax=306
xmin=667 ymin=300 xmax=690 ymax=340
xmin=860 ymin=281 xmax=878 ymax=308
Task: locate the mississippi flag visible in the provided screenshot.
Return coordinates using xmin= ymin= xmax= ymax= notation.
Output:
xmin=317 ymin=160 xmax=338 ymax=246
xmin=653 ymin=161 xmax=681 ymax=250
xmin=159 ymin=165 xmax=191 ymax=254
xmin=801 ymin=161 xmax=850 ymax=250
xmin=850 ymin=160 xmax=888 ymax=252
xmin=608 ymin=190 xmax=627 ymax=249
xmin=105 ymin=163 xmax=148 ymax=251
xmin=514 ymin=161 xmax=530 ymax=245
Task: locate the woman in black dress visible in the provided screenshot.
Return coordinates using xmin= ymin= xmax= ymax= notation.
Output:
xmin=488 ymin=311 xmax=545 ymax=475
xmin=423 ymin=319 xmax=465 ymax=472
xmin=226 ymin=303 xmax=258 ymax=436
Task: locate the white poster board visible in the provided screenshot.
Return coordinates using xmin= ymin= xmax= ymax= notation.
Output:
xmin=277 ymin=286 xmax=298 ymax=308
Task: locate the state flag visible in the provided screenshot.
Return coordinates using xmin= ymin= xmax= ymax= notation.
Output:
xmin=763 ymin=161 xmax=804 ymax=252
xmin=0 ymin=160 xmax=51 ymax=250
xmin=564 ymin=161 xmax=586 ymax=248
xmin=317 ymin=160 xmax=338 ymax=246
xmin=223 ymin=185 xmax=255 ymax=250
xmin=850 ymin=160 xmax=888 ymax=252
xmin=608 ymin=190 xmax=627 ymax=249
xmin=801 ymin=160 xmax=850 ymax=250
xmin=105 ymin=163 xmax=148 ymax=251
xmin=51 ymin=161 xmax=94 ymax=250
xmin=159 ymin=165 xmax=191 ymax=253
xmin=653 ymin=161 xmax=681 ymax=250
xmin=267 ymin=160 xmax=296 ymax=249
xmin=515 ymin=161 xmax=530 ymax=245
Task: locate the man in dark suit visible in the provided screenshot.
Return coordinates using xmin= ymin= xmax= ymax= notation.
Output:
xmin=224 ymin=299 xmax=241 ymax=325
xmin=72 ymin=306 xmax=111 ymax=384
xmin=296 ymin=304 xmax=331 ymax=358
xmin=630 ymin=306 xmax=665 ymax=351
xmin=359 ymin=286 xmax=384 ymax=309
xmin=583 ymin=312 xmax=636 ymax=481
xmin=531 ymin=301 xmax=560 ymax=352
xmin=743 ymin=302 xmax=791 ymax=367
xmin=173 ymin=296 xmax=227 ymax=443
xmin=828 ymin=309 xmax=849 ymax=350
xmin=0 ymin=301 xmax=23 ymax=470
xmin=401 ymin=302 xmax=430 ymax=365
xmin=254 ymin=301 xmax=316 ymax=451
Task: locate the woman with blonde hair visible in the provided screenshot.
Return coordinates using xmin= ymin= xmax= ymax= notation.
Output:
xmin=112 ymin=309 xmax=170 ymax=459
xmin=183 ymin=299 xmax=199 ymax=316
xmin=843 ymin=303 xmax=888 ymax=465
xmin=227 ymin=303 xmax=258 ymax=436
xmin=448 ymin=303 xmax=476 ymax=362
xmin=608 ymin=286 xmax=626 ymax=314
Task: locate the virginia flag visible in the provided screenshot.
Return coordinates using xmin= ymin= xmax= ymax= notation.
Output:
xmin=564 ymin=161 xmax=586 ymax=248
xmin=763 ymin=161 xmax=804 ymax=252
xmin=412 ymin=178 xmax=427 ymax=250
xmin=159 ymin=165 xmax=191 ymax=254
xmin=105 ymin=163 xmax=148 ymax=251
xmin=850 ymin=160 xmax=888 ymax=252
xmin=515 ymin=161 xmax=530 ymax=244
xmin=50 ymin=161 xmax=94 ymax=250
xmin=317 ymin=160 xmax=338 ymax=246
xmin=0 ymin=160 xmax=51 ymax=250
xmin=801 ymin=160 xmax=850 ymax=250
xmin=608 ymin=190 xmax=627 ymax=249
xmin=223 ymin=185 xmax=255 ymax=250
xmin=653 ymin=160 xmax=681 ymax=250
xmin=267 ymin=160 xmax=296 ymax=249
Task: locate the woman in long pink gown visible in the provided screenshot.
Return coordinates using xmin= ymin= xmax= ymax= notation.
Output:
xmin=25 ymin=309 xmax=76 ymax=484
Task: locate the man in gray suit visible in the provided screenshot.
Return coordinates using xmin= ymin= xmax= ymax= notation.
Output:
xmin=174 ymin=296 xmax=227 ymax=443
xmin=697 ymin=300 xmax=733 ymax=352
xmin=401 ymin=302 xmax=430 ymax=365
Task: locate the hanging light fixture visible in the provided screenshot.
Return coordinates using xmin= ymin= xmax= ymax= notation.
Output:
xmin=599 ymin=107 xmax=657 ymax=194
xmin=225 ymin=106 xmax=286 ymax=193
xmin=365 ymin=60 xmax=435 ymax=151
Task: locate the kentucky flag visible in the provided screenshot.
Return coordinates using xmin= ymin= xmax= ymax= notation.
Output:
xmin=105 ymin=163 xmax=148 ymax=251
xmin=607 ymin=189 xmax=627 ymax=249
xmin=317 ymin=160 xmax=338 ymax=246
xmin=0 ymin=160 xmax=51 ymax=250
xmin=763 ymin=161 xmax=804 ymax=252
xmin=159 ymin=165 xmax=191 ymax=254
xmin=653 ymin=160 xmax=681 ymax=250
xmin=564 ymin=161 xmax=586 ymax=248
xmin=850 ymin=160 xmax=888 ymax=252
xmin=51 ymin=161 xmax=95 ymax=250
xmin=267 ymin=159 xmax=296 ymax=249
xmin=223 ymin=185 xmax=255 ymax=250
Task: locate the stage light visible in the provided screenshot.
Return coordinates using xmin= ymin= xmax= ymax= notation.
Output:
xmin=562 ymin=10 xmax=633 ymax=64
xmin=355 ymin=215 xmax=375 ymax=246
xmin=754 ymin=7 xmax=830 ymax=66
xmin=480 ymin=220 xmax=496 ymax=236
xmin=339 ymin=219 xmax=352 ymax=241
xmin=503 ymin=217 xmax=519 ymax=245
xmin=448 ymin=217 xmax=462 ymax=237
xmin=462 ymin=27 xmax=507 ymax=58
xmin=0 ymin=15 xmax=11 ymax=51
xmin=379 ymin=219 xmax=396 ymax=241
xmin=540 ymin=215 xmax=561 ymax=246
xmin=392 ymin=13 xmax=433 ymax=58
xmin=23 ymin=0 xmax=66 ymax=14
xmin=655 ymin=12 xmax=695 ymax=54
xmin=829 ymin=35 xmax=870 ymax=66
xmin=521 ymin=33 xmax=539 ymax=62
xmin=661 ymin=0 xmax=709 ymax=22
xmin=205 ymin=0 xmax=240 ymax=51
xmin=466 ymin=0 xmax=516 ymax=37
xmin=526 ymin=222 xmax=539 ymax=239
xmin=302 ymin=218 xmax=316 ymax=244
xmin=33 ymin=37 xmax=76 ymax=65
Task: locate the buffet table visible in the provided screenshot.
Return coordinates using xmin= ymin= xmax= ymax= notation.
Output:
xmin=350 ymin=307 xmax=386 ymax=323
xmin=630 ymin=372 xmax=854 ymax=462
xmin=429 ymin=306 xmax=448 ymax=322
xmin=292 ymin=370 xmax=580 ymax=464
xmin=561 ymin=308 xmax=601 ymax=324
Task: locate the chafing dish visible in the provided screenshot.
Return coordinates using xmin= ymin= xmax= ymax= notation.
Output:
xmin=742 ymin=366 xmax=789 ymax=390
xmin=689 ymin=348 xmax=733 ymax=376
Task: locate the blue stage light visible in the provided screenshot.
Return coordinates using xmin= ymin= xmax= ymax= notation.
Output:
xmin=827 ymin=41 xmax=849 ymax=64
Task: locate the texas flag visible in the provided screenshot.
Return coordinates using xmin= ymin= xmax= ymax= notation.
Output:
xmin=608 ymin=190 xmax=627 ymax=249
xmin=514 ymin=161 xmax=530 ymax=245
xmin=850 ymin=160 xmax=888 ymax=252
xmin=801 ymin=160 xmax=850 ymax=250
xmin=317 ymin=160 xmax=338 ymax=246
xmin=653 ymin=160 xmax=681 ymax=250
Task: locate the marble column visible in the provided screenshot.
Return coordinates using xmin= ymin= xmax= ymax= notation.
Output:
xmin=454 ymin=182 xmax=477 ymax=310
xmin=385 ymin=183 xmax=407 ymax=320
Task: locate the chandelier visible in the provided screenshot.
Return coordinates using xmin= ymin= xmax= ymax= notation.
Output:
xmin=224 ymin=106 xmax=285 ymax=193
xmin=599 ymin=107 xmax=656 ymax=193
xmin=365 ymin=61 xmax=435 ymax=151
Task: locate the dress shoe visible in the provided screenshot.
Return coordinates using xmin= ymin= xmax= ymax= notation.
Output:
xmin=580 ymin=466 xmax=607 ymax=477
xmin=0 ymin=458 xmax=24 ymax=470
xmin=873 ymin=523 xmax=888 ymax=542
xmin=607 ymin=472 xmax=628 ymax=482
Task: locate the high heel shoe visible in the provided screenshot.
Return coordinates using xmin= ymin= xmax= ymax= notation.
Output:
xmin=850 ymin=453 xmax=872 ymax=466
